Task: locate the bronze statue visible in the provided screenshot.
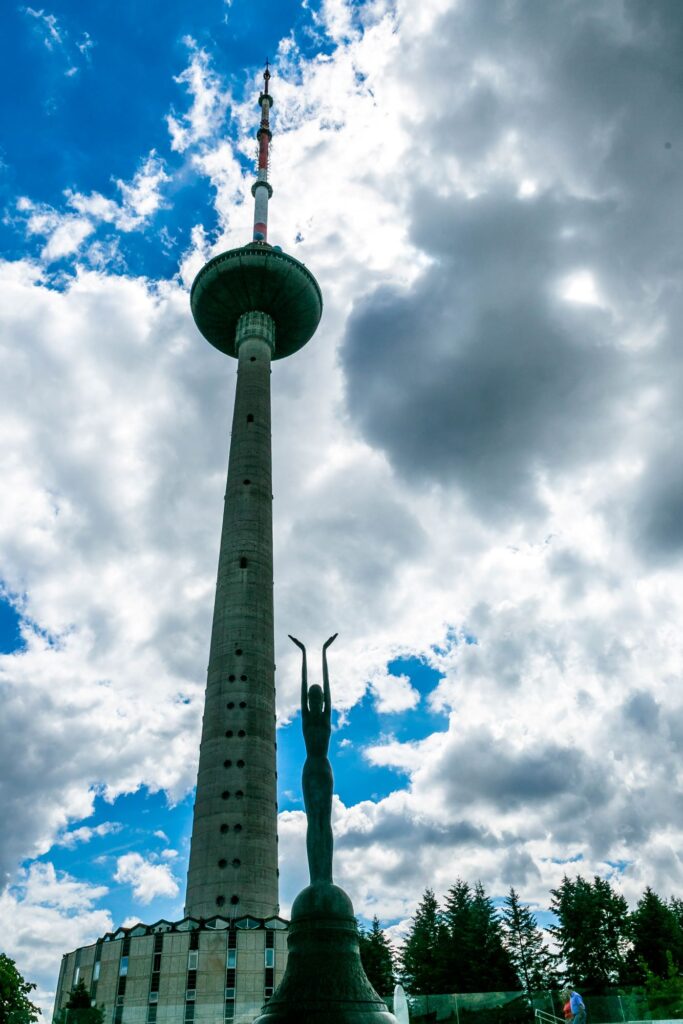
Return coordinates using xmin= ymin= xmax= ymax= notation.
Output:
xmin=288 ymin=632 xmax=337 ymax=884
xmin=252 ymin=632 xmax=397 ymax=1024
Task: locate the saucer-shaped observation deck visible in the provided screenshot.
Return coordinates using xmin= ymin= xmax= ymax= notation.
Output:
xmin=191 ymin=243 xmax=323 ymax=359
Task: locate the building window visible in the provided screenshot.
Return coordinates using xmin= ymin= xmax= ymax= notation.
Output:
xmin=154 ymin=933 xmax=164 ymax=954
xmin=225 ymin=1002 xmax=235 ymax=1021
xmin=186 ymin=990 xmax=196 ymax=1002
xmin=149 ymin=992 xmax=159 ymax=1004
xmin=113 ymin=1006 xmax=123 ymax=1024
xmin=227 ymin=949 xmax=237 ymax=969
xmin=188 ymin=950 xmax=198 ymax=970
xmin=73 ymin=966 xmax=80 ymax=986
xmin=117 ymin=977 xmax=127 ymax=998
xmin=184 ymin=1003 xmax=195 ymax=1022
xmin=187 ymin=971 xmax=197 ymax=992
xmin=153 ymin=953 xmax=162 ymax=973
xmin=264 ymin=988 xmax=273 ymax=1001
xmin=150 ymin=973 xmax=160 ymax=994
xmin=93 ymin=962 xmax=101 ymax=982
xmin=116 ymin=995 xmax=125 ymax=1007
xmin=265 ymin=947 xmax=275 ymax=969
xmin=147 ymin=1006 xmax=157 ymax=1024
xmin=225 ymin=988 xmax=235 ymax=1001
xmin=119 ymin=957 xmax=129 ymax=977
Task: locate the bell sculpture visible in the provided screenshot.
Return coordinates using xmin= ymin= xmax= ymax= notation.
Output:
xmin=253 ymin=635 xmax=398 ymax=1024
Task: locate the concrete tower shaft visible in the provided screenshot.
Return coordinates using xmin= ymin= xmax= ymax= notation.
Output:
xmin=186 ymin=66 xmax=322 ymax=925
xmin=185 ymin=312 xmax=278 ymax=920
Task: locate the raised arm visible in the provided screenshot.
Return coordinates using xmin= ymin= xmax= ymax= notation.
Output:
xmin=289 ymin=635 xmax=308 ymax=716
xmin=321 ymin=633 xmax=337 ymax=716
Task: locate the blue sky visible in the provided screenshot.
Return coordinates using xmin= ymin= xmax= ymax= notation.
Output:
xmin=2 ymin=0 xmax=683 ymax=1016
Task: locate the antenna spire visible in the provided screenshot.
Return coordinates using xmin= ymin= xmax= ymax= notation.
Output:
xmin=252 ymin=61 xmax=274 ymax=243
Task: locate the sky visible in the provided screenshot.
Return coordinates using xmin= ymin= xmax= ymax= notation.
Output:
xmin=1 ymin=0 xmax=683 ymax=1015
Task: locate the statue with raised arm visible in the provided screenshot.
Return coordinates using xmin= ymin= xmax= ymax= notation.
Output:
xmin=288 ymin=632 xmax=337 ymax=884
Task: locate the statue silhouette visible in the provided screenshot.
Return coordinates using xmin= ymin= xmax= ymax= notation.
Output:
xmin=288 ymin=633 xmax=337 ymax=884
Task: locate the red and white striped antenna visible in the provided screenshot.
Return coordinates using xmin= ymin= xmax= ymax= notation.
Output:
xmin=251 ymin=60 xmax=273 ymax=243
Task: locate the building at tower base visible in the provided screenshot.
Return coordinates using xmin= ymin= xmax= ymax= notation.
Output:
xmin=54 ymin=914 xmax=289 ymax=1024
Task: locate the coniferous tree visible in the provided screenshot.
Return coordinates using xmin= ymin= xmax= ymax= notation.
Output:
xmin=358 ymin=916 xmax=397 ymax=996
xmin=470 ymin=882 xmax=519 ymax=992
xmin=549 ymin=875 xmax=630 ymax=990
xmin=443 ymin=879 xmax=477 ymax=992
xmin=400 ymin=888 xmax=449 ymax=994
xmin=442 ymin=880 xmax=518 ymax=992
xmin=502 ymin=888 xmax=556 ymax=993
xmin=628 ymin=888 xmax=683 ymax=980
xmin=53 ymin=980 xmax=104 ymax=1024
xmin=0 ymin=955 xmax=40 ymax=1024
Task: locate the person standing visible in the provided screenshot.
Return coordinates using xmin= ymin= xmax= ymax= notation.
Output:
xmin=567 ymin=988 xmax=586 ymax=1024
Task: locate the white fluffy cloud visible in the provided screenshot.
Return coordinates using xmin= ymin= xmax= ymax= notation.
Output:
xmin=114 ymin=853 xmax=180 ymax=904
xmin=4 ymin=0 xmax=683 ymax=1009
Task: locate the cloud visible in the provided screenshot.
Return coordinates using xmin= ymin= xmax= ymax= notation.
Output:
xmin=166 ymin=38 xmax=229 ymax=153
xmin=0 ymin=863 xmax=112 ymax=1017
xmin=114 ymin=853 xmax=180 ymax=904
xmin=55 ymin=822 xmax=123 ymax=849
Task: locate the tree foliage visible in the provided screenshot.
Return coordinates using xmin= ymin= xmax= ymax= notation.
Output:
xmin=502 ymin=888 xmax=556 ymax=993
xmin=628 ymin=887 xmax=683 ymax=981
xmin=53 ymin=980 xmax=104 ymax=1024
xmin=400 ymin=888 xmax=450 ymax=995
xmin=358 ymin=916 xmax=397 ymax=996
xmin=549 ymin=875 xmax=630 ymax=990
xmin=0 ymin=954 xmax=41 ymax=1024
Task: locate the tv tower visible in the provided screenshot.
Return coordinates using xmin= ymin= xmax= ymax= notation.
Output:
xmin=185 ymin=63 xmax=323 ymax=921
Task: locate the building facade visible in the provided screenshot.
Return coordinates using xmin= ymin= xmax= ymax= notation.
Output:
xmin=56 ymin=914 xmax=288 ymax=1024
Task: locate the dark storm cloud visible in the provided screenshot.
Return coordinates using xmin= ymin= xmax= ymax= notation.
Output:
xmin=342 ymin=0 xmax=683 ymax=530
xmin=343 ymin=192 xmax=629 ymax=520
xmin=337 ymin=812 xmax=496 ymax=851
xmin=425 ymin=728 xmax=613 ymax=823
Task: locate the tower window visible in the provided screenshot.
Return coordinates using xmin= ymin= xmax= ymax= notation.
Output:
xmin=240 ymin=675 xmax=247 ymax=682
xmin=225 ymin=730 xmax=233 ymax=738
xmin=216 ymin=896 xmax=225 ymax=907
xmin=223 ymin=760 xmax=232 ymax=768
xmin=247 ymin=414 xmax=254 ymax=423
xmin=238 ymin=730 xmax=246 ymax=738
xmin=239 ymin=557 xmax=247 ymax=569
xmin=239 ymin=701 xmax=246 ymax=708
xmin=218 ymin=859 xmax=227 ymax=869
xmin=243 ymin=480 xmax=251 ymax=486
xmin=234 ymin=824 xmax=242 ymax=832
xmin=235 ymin=790 xmax=244 ymax=799
xmin=227 ymin=702 xmax=234 ymax=709
xmin=228 ymin=675 xmax=236 ymax=682
xmin=232 ymin=859 xmax=241 ymax=868
xmin=235 ymin=649 xmax=243 ymax=656
xmin=220 ymin=824 xmax=229 ymax=834
xmin=237 ymin=760 xmax=245 ymax=768
xmin=221 ymin=791 xmax=230 ymax=800
xmin=230 ymin=895 xmax=240 ymax=905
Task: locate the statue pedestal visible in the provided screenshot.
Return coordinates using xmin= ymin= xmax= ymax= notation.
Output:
xmin=253 ymin=882 xmax=398 ymax=1024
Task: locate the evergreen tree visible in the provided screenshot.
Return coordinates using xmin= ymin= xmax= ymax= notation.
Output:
xmin=443 ymin=879 xmax=477 ymax=992
xmin=549 ymin=875 xmax=630 ymax=990
xmin=0 ymin=955 xmax=40 ymax=1024
xmin=442 ymin=880 xmax=518 ymax=992
xmin=400 ymin=889 xmax=449 ymax=994
xmin=470 ymin=882 xmax=519 ymax=992
xmin=628 ymin=888 xmax=683 ymax=980
xmin=358 ymin=917 xmax=396 ymax=996
xmin=640 ymin=951 xmax=683 ymax=1019
xmin=53 ymin=980 xmax=104 ymax=1024
xmin=502 ymin=888 xmax=556 ymax=993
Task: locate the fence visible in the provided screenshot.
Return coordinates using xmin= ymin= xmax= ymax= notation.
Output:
xmin=381 ymin=989 xmax=682 ymax=1024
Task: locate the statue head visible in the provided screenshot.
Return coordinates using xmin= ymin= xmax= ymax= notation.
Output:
xmin=308 ymin=683 xmax=324 ymax=713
